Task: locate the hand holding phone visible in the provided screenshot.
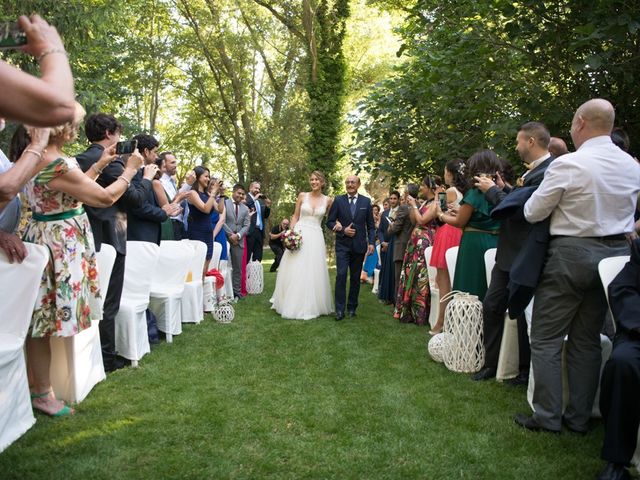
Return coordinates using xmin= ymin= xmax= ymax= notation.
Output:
xmin=116 ymin=140 xmax=138 ymax=155
xmin=438 ymin=192 xmax=447 ymax=212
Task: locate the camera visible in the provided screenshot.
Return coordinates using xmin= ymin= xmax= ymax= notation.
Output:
xmin=0 ymin=22 xmax=27 ymax=49
xmin=438 ymin=192 xmax=447 ymax=211
xmin=115 ymin=140 xmax=137 ymax=155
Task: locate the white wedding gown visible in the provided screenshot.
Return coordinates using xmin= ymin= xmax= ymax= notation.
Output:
xmin=270 ymin=193 xmax=334 ymax=320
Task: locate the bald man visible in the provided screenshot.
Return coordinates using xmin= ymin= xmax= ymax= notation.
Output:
xmin=513 ymin=99 xmax=640 ymax=434
xmin=548 ymin=136 xmax=569 ymax=157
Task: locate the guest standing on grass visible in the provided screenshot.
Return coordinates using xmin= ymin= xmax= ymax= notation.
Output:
xmin=378 ymin=190 xmax=400 ymax=305
xmin=209 ymin=177 xmax=228 ymax=265
xmin=514 ymin=99 xmax=640 ymax=435
xmin=437 ymin=150 xmax=502 ymax=300
xmin=387 ymin=185 xmax=417 ymax=301
xmin=185 ymin=166 xmax=221 ymax=278
xmin=223 ymin=184 xmax=250 ymax=299
xmin=269 ymin=217 xmax=289 ymax=272
xmin=393 ymin=176 xmax=439 ymax=325
xmin=428 ymin=160 xmax=464 ymax=334
xmin=17 ymin=103 xmax=143 ymax=416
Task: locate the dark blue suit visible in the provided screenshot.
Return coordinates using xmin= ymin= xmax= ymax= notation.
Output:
xmin=126 ymin=169 xmax=168 ymax=245
xmin=327 ymin=194 xmax=375 ymax=315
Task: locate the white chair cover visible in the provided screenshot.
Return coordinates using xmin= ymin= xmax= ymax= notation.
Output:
xmin=445 ymin=246 xmax=458 ymax=285
xmin=180 ymin=240 xmax=208 ymax=324
xmin=483 ymin=248 xmax=496 ymax=287
xmin=220 ymin=256 xmax=234 ymax=300
xmin=115 ymin=241 xmax=160 ymax=367
xmin=424 ymin=246 xmax=439 ymax=329
xmin=0 ymin=244 xmax=48 ymax=453
xmin=49 ymin=244 xmax=116 ymax=403
xmin=148 ymin=241 xmax=192 ymax=342
xmin=372 ymin=244 xmax=381 ymax=295
xmin=212 ymin=241 xmax=223 ymax=269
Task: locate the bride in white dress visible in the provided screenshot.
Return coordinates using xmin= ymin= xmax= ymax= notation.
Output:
xmin=270 ymin=171 xmax=334 ymax=320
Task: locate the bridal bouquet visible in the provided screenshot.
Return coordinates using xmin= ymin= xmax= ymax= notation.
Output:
xmin=282 ymin=229 xmax=302 ymax=251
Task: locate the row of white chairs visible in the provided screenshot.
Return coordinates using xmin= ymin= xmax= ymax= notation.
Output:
xmin=0 ymin=238 xmax=222 ymax=452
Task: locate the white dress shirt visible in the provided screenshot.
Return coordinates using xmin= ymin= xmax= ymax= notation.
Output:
xmin=160 ymin=173 xmax=183 ymax=221
xmin=524 ymin=135 xmax=640 ymax=236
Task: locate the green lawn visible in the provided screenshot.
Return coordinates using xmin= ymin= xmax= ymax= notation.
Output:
xmin=1 ymin=253 xmax=605 ymax=479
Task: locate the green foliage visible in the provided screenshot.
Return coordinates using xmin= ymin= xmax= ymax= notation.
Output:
xmin=350 ymin=0 xmax=640 ymax=182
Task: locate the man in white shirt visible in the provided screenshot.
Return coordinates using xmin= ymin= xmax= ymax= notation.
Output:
xmin=159 ymin=151 xmax=190 ymax=239
xmin=514 ymin=99 xmax=640 ymax=434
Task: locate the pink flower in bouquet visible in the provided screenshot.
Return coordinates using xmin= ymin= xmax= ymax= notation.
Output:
xmin=282 ymin=229 xmax=302 ymax=251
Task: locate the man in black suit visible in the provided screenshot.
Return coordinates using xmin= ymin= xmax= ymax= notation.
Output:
xmin=388 ymin=185 xmax=418 ymax=296
xmin=76 ymin=113 xmax=154 ymax=372
xmin=268 ymin=217 xmax=289 ymax=272
xmin=245 ymin=181 xmax=271 ymax=263
xmin=126 ymin=133 xmax=181 ymax=245
xmin=327 ymin=175 xmax=375 ymax=320
xmin=472 ymin=122 xmax=553 ymax=382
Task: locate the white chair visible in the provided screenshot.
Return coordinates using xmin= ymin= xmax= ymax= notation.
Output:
xmin=148 ymin=241 xmax=192 ymax=342
xmin=50 ymin=244 xmax=117 ymax=403
xmin=424 ymin=246 xmax=439 ymax=329
xmin=445 ymin=246 xmax=458 ymax=285
xmin=372 ymin=244 xmax=381 ymax=295
xmin=204 ymin=242 xmax=224 ymax=310
xmin=115 ymin=241 xmax=160 ymax=367
xmin=0 ymin=244 xmax=48 ymax=453
xmin=220 ymin=241 xmax=234 ymax=300
xmin=180 ymin=240 xmax=208 ymax=324
xmin=212 ymin=241 xmax=223 ymax=269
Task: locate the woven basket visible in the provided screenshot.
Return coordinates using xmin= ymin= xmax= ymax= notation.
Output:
xmin=213 ymin=299 xmax=235 ymax=323
xmin=246 ymin=260 xmax=263 ymax=294
xmin=441 ymin=291 xmax=484 ymax=373
xmin=427 ymin=332 xmax=454 ymax=363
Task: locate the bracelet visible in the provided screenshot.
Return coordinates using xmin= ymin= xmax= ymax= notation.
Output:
xmin=91 ymin=163 xmax=103 ymax=174
xmin=37 ymin=47 xmax=67 ymax=62
xmin=24 ymin=148 xmax=43 ymax=160
xmin=117 ymin=176 xmax=131 ymax=187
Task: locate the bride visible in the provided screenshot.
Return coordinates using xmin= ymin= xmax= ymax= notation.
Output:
xmin=270 ymin=171 xmax=334 ymax=320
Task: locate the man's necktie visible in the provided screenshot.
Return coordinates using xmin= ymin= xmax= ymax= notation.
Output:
xmin=349 ymin=196 xmax=356 ymax=216
xmin=235 ymin=202 xmax=239 ymax=218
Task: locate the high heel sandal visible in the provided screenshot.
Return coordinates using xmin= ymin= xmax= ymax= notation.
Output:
xmin=31 ymin=390 xmax=75 ymax=417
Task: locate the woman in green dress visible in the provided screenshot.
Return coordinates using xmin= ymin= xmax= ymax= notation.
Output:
xmin=437 ymin=150 xmax=501 ymax=300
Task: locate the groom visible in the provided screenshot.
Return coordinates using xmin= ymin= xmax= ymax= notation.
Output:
xmin=327 ymin=175 xmax=375 ymax=321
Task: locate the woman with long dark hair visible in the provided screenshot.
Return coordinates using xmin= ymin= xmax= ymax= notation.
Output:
xmin=428 ymin=159 xmax=466 ymax=334
xmin=393 ymin=175 xmax=439 ymax=325
xmin=185 ymin=166 xmax=220 ymax=277
xmin=437 ymin=150 xmax=501 ymax=300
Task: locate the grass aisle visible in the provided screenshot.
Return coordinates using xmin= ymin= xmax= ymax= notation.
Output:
xmin=1 ymin=253 xmax=603 ymax=479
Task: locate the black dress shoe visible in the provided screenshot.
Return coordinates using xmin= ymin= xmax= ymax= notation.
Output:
xmin=513 ymin=413 xmax=560 ymax=433
xmin=505 ymin=372 xmax=529 ymax=386
xmin=471 ymin=367 xmax=496 ymax=381
xmin=347 ymin=310 xmax=356 ymax=317
xmin=335 ymin=312 xmax=344 ymax=321
xmin=597 ymin=462 xmax=631 ymax=480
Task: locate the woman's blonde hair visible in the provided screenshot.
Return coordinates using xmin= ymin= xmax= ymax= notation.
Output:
xmin=49 ymin=101 xmax=85 ymax=144
xmin=310 ymin=170 xmax=326 ymax=187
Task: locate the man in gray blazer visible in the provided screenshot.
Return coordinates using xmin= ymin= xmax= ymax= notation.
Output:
xmin=223 ymin=184 xmax=251 ymax=298
xmin=387 ymin=184 xmax=418 ymax=298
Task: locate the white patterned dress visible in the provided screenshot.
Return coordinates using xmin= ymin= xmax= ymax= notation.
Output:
xmin=23 ymin=157 xmax=100 ymax=337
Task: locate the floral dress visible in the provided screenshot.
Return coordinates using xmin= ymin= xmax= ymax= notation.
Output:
xmin=23 ymin=157 xmax=100 ymax=337
xmin=393 ymin=200 xmax=437 ymax=325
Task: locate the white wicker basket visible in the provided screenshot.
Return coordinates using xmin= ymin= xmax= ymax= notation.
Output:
xmin=213 ymin=299 xmax=235 ymax=323
xmin=427 ymin=332 xmax=454 ymax=363
xmin=246 ymin=260 xmax=263 ymax=294
xmin=441 ymin=291 xmax=484 ymax=373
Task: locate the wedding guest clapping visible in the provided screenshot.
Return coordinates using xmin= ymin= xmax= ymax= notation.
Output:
xmin=16 ymin=103 xmax=143 ymax=416
xmin=394 ymin=176 xmax=439 ymax=325
xmin=377 ymin=191 xmax=400 ymax=304
xmin=388 ymin=185 xmax=418 ymax=297
xmin=268 ymin=217 xmax=289 ymax=272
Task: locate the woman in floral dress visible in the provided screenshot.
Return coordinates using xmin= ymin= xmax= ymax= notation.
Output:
xmin=18 ymin=103 xmax=143 ymax=417
xmin=393 ymin=175 xmax=440 ymax=325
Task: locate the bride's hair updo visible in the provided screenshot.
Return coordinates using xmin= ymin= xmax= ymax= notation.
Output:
xmin=310 ymin=170 xmax=326 ymax=188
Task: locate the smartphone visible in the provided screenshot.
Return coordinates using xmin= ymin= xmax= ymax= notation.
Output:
xmin=0 ymin=22 xmax=27 ymax=49
xmin=115 ymin=140 xmax=137 ymax=155
xmin=438 ymin=192 xmax=447 ymax=211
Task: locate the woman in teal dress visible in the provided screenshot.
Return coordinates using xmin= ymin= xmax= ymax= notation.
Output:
xmin=437 ymin=150 xmax=501 ymax=300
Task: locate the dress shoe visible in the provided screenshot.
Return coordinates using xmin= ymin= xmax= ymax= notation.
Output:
xmin=335 ymin=312 xmax=344 ymax=321
xmin=513 ymin=413 xmax=560 ymax=434
xmin=471 ymin=367 xmax=496 ymax=381
xmin=505 ymin=372 xmax=529 ymax=386
xmin=347 ymin=310 xmax=356 ymax=318
xmin=597 ymin=462 xmax=631 ymax=480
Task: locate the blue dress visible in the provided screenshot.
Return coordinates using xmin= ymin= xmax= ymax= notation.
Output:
xmin=210 ymin=206 xmax=228 ymax=261
xmin=187 ymin=191 xmax=214 ymax=259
